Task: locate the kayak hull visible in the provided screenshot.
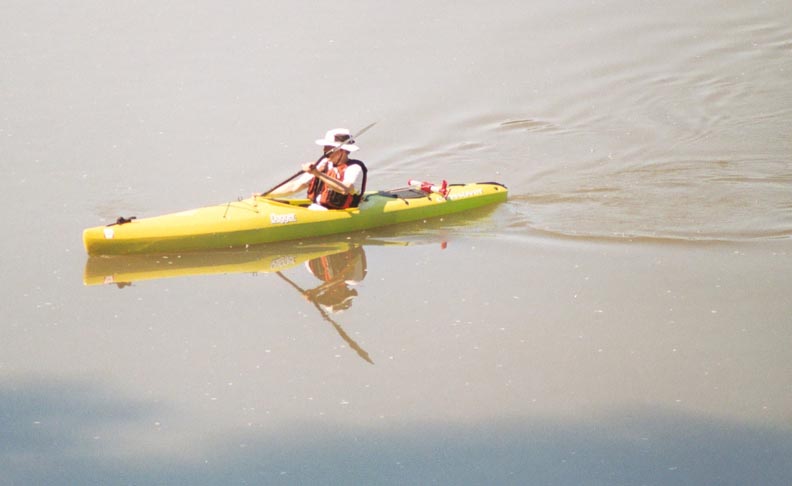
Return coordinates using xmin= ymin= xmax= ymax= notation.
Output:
xmin=83 ymin=182 xmax=507 ymax=255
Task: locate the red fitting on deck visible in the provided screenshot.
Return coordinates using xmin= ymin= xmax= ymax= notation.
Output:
xmin=408 ymin=179 xmax=449 ymax=197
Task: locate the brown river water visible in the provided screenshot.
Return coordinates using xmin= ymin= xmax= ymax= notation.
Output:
xmin=2 ymin=0 xmax=791 ymax=484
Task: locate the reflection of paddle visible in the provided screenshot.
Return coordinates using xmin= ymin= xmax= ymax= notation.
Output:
xmin=276 ymin=271 xmax=373 ymax=365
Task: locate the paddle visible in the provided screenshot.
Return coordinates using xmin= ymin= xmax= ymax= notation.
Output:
xmin=276 ymin=271 xmax=374 ymax=364
xmin=259 ymin=122 xmax=378 ymax=197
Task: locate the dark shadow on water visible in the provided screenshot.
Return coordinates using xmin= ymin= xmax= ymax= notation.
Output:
xmin=0 ymin=378 xmax=166 ymax=485
xmin=2 ymin=379 xmax=791 ymax=485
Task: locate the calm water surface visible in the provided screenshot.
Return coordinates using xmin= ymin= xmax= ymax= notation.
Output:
xmin=2 ymin=0 xmax=791 ymax=484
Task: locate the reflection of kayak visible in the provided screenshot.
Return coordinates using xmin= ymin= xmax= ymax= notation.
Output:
xmin=83 ymin=240 xmax=359 ymax=286
xmin=83 ymin=182 xmax=507 ymax=255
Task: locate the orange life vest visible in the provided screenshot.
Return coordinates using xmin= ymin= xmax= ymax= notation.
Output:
xmin=307 ymin=159 xmax=367 ymax=209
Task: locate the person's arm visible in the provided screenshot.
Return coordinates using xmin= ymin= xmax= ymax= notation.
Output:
xmin=302 ymin=163 xmax=356 ymax=194
xmin=342 ymin=164 xmax=364 ymax=195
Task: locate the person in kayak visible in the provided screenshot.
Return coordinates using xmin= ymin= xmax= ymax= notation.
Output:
xmin=269 ymin=128 xmax=368 ymax=210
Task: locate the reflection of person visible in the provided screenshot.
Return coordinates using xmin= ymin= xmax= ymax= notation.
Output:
xmin=276 ymin=245 xmax=373 ymax=363
xmin=303 ymin=246 xmax=367 ymax=313
xmin=269 ymin=128 xmax=368 ymax=210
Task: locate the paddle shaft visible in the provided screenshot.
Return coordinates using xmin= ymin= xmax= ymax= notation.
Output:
xmin=260 ymin=122 xmax=377 ymax=197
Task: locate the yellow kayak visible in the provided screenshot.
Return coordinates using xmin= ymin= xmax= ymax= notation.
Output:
xmin=82 ymin=182 xmax=507 ymax=255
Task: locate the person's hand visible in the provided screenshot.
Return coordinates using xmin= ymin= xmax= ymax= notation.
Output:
xmin=302 ymin=162 xmax=317 ymax=174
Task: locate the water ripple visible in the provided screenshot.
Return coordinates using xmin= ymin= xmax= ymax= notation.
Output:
xmin=513 ymin=156 xmax=792 ymax=242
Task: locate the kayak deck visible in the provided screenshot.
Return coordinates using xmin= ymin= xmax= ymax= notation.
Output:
xmin=83 ymin=182 xmax=507 ymax=255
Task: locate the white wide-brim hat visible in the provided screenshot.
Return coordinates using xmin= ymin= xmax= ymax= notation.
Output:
xmin=315 ymin=128 xmax=360 ymax=152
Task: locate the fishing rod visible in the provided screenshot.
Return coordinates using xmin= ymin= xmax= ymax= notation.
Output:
xmin=260 ymin=122 xmax=377 ymax=197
